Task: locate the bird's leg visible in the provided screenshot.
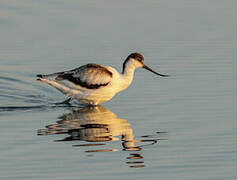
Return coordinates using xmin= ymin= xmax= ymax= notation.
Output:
xmin=55 ymin=97 xmax=72 ymax=105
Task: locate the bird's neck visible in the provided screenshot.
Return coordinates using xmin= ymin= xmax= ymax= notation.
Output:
xmin=122 ymin=63 xmax=136 ymax=77
xmin=119 ymin=62 xmax=137 ymax=91
xmin=122 ymin=59 xmax=137 ymax=75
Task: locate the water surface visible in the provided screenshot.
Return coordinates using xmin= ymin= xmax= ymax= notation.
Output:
xmin=1 ymin=0 xmax=237 ymax=179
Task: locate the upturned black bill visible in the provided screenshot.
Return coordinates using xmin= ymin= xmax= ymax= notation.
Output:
xmin=143 ymin=65 xmax=169 ymax=77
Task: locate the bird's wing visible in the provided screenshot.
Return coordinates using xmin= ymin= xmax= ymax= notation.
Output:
xmin=55 ymin=64 xmax=113 ymax=89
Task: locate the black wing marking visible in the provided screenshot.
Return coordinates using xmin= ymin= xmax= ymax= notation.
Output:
xmin=55 ymin=64 xmax=113 ymax=89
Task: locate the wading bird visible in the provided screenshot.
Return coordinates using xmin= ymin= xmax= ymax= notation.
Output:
xmin=37 ymin=53 xmax=168 ymax=105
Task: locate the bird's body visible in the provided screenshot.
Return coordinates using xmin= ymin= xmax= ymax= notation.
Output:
xmin=37 ymin=53 xmax=168 ymax=105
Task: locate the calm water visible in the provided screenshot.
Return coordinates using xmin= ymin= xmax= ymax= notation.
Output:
xmin=1 ymin=0 xmax=237 ymax=179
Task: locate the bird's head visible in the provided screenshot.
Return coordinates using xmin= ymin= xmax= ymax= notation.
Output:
xmin=123 ymin=52 xmax=169 ymax=77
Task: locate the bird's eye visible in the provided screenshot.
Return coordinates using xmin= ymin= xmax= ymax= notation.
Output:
xmin=137 ymin=58 xmax=143 ymax=62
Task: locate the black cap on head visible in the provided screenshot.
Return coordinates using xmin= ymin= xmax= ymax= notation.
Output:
xmin=127 ymin=52 xmax=144 ymax=63
xmin=123 ymin=52 xmax=144 ymax=73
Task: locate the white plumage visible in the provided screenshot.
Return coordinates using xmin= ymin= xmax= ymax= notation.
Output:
xmin=37 ymin=53 xmax=168 ymax=105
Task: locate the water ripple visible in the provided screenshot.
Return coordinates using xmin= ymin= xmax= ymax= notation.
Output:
xmin=0 ymin=74 xmax=73 ymax=113
xmin=0 ymin=104 xmax=77 ymax=113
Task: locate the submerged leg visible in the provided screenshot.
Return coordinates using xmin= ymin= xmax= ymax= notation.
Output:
xmin=55 ymin=97 xmax=72 ymax=105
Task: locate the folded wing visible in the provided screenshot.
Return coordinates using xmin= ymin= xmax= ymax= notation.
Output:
xmin=55 ymin=64 xmax=113 ymax=89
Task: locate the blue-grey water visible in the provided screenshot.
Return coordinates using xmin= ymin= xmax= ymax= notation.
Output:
xmin=1 ymin=0 xmax=237 ymax=179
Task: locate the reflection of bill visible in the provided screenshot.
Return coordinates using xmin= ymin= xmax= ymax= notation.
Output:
xmin=38 ymin=105 xmax=165 ymax=168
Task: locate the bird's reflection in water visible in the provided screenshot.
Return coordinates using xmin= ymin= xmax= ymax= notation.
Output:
xmin=38 ymin=105 xmax=166 ymax=168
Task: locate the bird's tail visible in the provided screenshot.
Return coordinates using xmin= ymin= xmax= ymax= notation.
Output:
xmin=37 ymin=72 xmax=63 ymax=81
xmin=36 ymin=74 xmax=46 ymax=80
xmin=36 ymin=73 xmax=72 ymax=95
